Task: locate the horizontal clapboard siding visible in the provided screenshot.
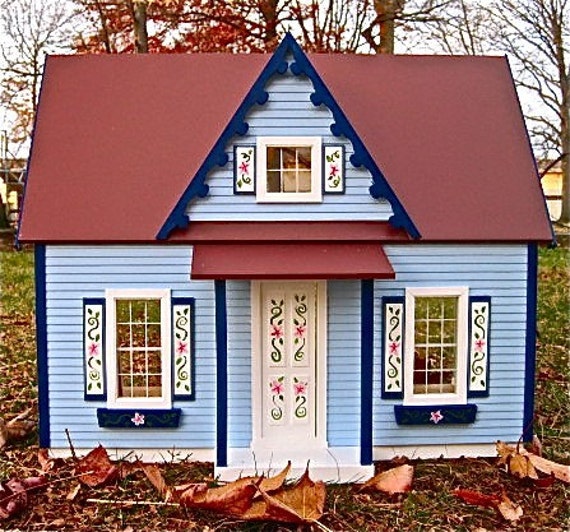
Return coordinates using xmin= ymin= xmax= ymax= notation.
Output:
xmin=45 ymin=245 xmax=216 ymax=450
xmin=187 ymin=72 xmax=393 ymax=221
xmin=226 ymin=281 xmax=252 ymax=447
xmin=373 ymin=243 xmax=529 ymax=446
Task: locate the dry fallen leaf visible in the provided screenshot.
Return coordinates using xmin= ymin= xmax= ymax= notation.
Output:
xmin=0 ymin=476 xmax=46 ymax=519
xmin=509 ymin=453 xmax=538 ymax=479
xmin=243 ymin=465 xmax=326 ymax=524
xmin=75 ymin=445 xmax=118 ymax=488
xmin=139 ymin=462 xmax=172 ymax=501
xmin=359 ymin=464 xmax=414 ymax=494
xmin=496 ymin=494 xmax=523 ymax=522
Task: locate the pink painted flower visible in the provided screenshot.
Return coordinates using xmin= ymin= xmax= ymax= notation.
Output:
xmin=239 ymin=161 xmax=249 ymax=174
xmin=271 ymin=325 xmax=283 ymax=339
xmin=389 ymin=341 xmax=400 ymax=354
xmin=88 ymin=342 xmax=99 ymax=356
xmin=429 ymin=410 xmax=444 ymax=424
xmin=294 ymin=381 xmax=307 ymax=396
xmin=474 ymin=338 xmax=486 ymax=352
xmin=176 ymin=340 xmax=188 ymax=355
xmin=131 ymin=412 xmax=145 ymax=426
xmin=270 ymin=379 xmax=284 ymax=394
xmin=295 ymin=325 xmax=306 ymax=338
xmin=329 ymin=164 xmax=339 ymax=177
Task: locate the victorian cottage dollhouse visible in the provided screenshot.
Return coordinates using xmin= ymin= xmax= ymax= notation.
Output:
xmin=18 ymin=35 xmax=553 ymax=482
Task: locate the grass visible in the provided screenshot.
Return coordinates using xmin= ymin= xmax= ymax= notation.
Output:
xmin=0 ymin=241 xmax=568 ymax=530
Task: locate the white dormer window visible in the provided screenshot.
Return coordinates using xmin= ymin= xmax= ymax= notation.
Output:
xmin=256 ymin=136 xmax=322 ymax=202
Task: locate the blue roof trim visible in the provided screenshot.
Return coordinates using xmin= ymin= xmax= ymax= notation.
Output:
xmin=288 ymin=39 xmax=420 ymax=239
xmin=156 ymin=39 xmax=289 ymax=240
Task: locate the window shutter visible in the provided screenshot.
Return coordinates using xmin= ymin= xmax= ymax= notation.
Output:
xmin=468 ymin=296 xmax=491 ymax=397
xmin=172 ymin=298 xmax=195 ymax=400
xmin=234 ymin=145 xmax=256 ymax=194
xmin=323 ymin=145 xmax=345 ymax=193
xmin=382 ymin=297 xmax=405 ymax=399
xmin=83 ymin=298 xmax=106 ymax=401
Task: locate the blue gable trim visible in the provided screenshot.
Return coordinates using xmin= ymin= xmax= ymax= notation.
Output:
xmin=360 ymin=279 xmax=374 ymax=465
xmin=523 ymin=244 xmax=538 ymax=442
xmin=288 ymin=38 xmax=419 ymax=238
xmin=157 ymin=33 xmax=419 ymax=240
xmin=35 ymin=245 xmax=49 ymax=447
xmin=215 ymin=280 xmax=228 ymax=467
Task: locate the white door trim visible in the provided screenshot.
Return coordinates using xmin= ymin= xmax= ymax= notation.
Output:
xmin=251 ymin=280 xmax=327 ymax=452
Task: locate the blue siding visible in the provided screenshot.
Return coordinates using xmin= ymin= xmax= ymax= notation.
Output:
xmin=373 ymin=244 xmax=529 ymax=446
xmin=327 ymin=281 xmax=361 ymax=446
xmin=45 ymin=245 xmax=216 ymax=449
xmin=187 ymin=73 xmax=393 ymax=221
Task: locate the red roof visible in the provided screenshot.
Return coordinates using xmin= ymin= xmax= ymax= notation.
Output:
xmin=18 ymin=47 xmax=552 ymax=243
xmin=191 ymin=243 xmax=395 ymax=280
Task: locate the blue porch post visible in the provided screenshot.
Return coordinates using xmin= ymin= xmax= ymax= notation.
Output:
xmin=360 ymin=279 xmax=374 ymax=465
xmin=215 ymin=280 xmax=228 ymax=466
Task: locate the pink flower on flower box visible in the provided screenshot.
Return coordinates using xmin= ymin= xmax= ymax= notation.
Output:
xmin=131 ymin=412 xmax=145 ymax=426
xmin=429 ymin=410 xmax=444 ymax=424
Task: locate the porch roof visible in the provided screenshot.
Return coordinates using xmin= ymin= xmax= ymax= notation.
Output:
xmin=190 ymin=243 xmax=395 ymax=280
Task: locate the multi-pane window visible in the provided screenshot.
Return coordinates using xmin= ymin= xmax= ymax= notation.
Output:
xmin=106 ymin=289 xmax=171 ymax=409
xmin=404 ymin=287 xmax=468 ymax=405
xmin=267 ymin=146 xmax=312 ymax=193
xmin=256 ymin=137 xmax=322 ymax=202
xmin=116 ymin=299 xmax=162 ymax=399
xmin=413 ymin=297 xmax=458 ymax=395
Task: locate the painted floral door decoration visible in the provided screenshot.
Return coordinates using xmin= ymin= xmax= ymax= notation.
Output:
xmin=260 ymin=283 xmax=318 ymax=441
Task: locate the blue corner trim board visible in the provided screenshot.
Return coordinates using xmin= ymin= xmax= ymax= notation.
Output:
xmin=467 ymin=296 xmax=491 ymax=399
xmin=157 ymin=33 xmax=420 ymax=240
xmin=35 ymin=245 xmax=50 ymax=447
xmin=83 ymin=298 xmax=107 ymax=402
xmin=523 ymin=244 xmax=538 ymax=442
xmin=394 ymin=404 xmax=477 ymax=425
xmin=97 ymin=408 xmax=182 ymax=428
xmin=156 ymin=37 xmax=290 ymax=239
xmin=215 ymin=281 xmax=228 ymax=467
xmin=381 ymin=296 xmax=405 ymax=400
xmin=172 ymin=297 xmax=196 ymax=401
xmin=360 ymin=280 xmax=374 ymax=466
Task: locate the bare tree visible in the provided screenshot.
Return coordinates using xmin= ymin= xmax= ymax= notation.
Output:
xmin=490 ymin=0 xmax=569 ymax=225
xmin=0 ymin=0 xmax=74 ymax=154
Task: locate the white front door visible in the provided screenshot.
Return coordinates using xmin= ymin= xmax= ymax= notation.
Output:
xmin=252 ymin=281 xmax=326 ymax=452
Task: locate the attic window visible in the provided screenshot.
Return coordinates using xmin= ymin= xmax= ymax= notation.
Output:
xmin=256 ymin=137 xmax=322 ymax=203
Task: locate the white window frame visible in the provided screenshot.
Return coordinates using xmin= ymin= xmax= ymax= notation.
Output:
xmin=403 ymin=287 xmax=469 ymax=406
xmin=256 ymin=136 xmax=322 ymax=203
xmin=105 ymin=288 xmax=172 ymax=410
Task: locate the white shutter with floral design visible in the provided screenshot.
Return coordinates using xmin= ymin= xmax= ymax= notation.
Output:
xmin=323 ymin=145 xmax=345 ymax=193
xmin=172 ymin=298 xmax=194 ymax=400
xmin=234 ymin=146 xmax=256 ymax=194
xmin=468 ymin=297 xmax=491 ymax=397
xmin=382 ymin=297 xmax=404 ymax=399
xmin=83 ymin=298 xmax=106 ymax=400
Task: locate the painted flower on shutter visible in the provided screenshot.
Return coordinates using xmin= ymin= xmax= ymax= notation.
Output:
xmin=293 ymin=377 xmax=308 ymax=420
xmin=269 ymin=299 xmax=284 ymax=364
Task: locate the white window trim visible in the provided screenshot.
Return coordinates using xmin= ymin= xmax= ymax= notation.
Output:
xmin=256 ymin=136 xmax=322 ymax=203
xmin=403 ymin=286 xmax=469 ymax=406
xmin=105 ymin=288 xmax=172 ymax=410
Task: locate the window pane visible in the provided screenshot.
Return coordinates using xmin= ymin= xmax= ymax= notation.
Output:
xmin=298 ymin=170 xmax=312 ymax=192
xmin=131 ymin=300 xmax=147 ymax=322
xmin=132 ymin=351 xmax=146 ymax=374
xmin=146 ymin=300 xmax=161 ymax=323
xmin=116 ymin=324 xmax=131 ymax=348
xmin=282 ymin=170 xmax=297 ymax=192
xmin=147 ymin=324 xmax=161 ymax=348
xmin=267 ymin=170 xmax=281 ymax=192
xmin=267 ymin=147 xmax=280 ymax=170
xmin=116 ymin=300 xmax=131 ymax=323
xmin=297 ymin=147 xmax=311 ymax=169
xmin=118 ymin=351 xmax=131 ymax=375
xmin=282 ymin=147 xmax=297 ymax=168
xmin=131 ymin=324 xmax=146 ymax=348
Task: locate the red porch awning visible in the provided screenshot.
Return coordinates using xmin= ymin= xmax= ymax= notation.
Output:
xmin=191 ymin=243 xmax=395 ymax=280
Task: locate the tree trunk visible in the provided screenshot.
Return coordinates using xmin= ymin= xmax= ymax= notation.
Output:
xmin=259 ymin=0 xmax=279 ymax=50
xmin=132 ymin=0 xmax=148 ymax=53
xmin=558 ymin=65 xmax=570 ymax=225
xmin=374 ymin=0 xmax=397 ymax=54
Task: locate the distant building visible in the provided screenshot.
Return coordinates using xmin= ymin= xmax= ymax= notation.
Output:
xmin=0 ymin=158 xmax=26 ymax=227
xmin=539 ymin=160 xmax=563 ymax=221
